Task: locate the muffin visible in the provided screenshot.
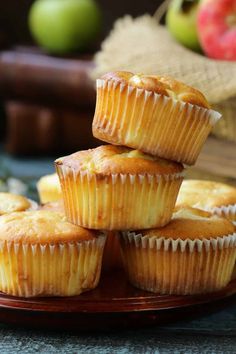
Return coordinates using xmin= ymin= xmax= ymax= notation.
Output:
xmin=40 ymin=200 xmax=122 ymax=272
xmin=37 ymin=173 xmax=61 ymax=204
xmin=176 ymin=180 xmax=236 ymax=224
xmin=55 ymin=145 xmax=184 ymax=230
xmin=120 ymin=207 xmax=236 ymax=295
xmin=92 ymin=71 xmax=221 ymax=165
xmin=0 ymin=210 xmax=106 ymax=297
xmin=0 ymin=192 xmax=37 ymax=215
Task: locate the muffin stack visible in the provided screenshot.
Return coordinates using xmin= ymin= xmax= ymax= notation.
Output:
xmin=55 ymin=71 xmax=236 ymax=295
xmin=56 ymin=72 xmax=221 ymax=229
xmin=0 ymin=71 xmax=235 ymax=298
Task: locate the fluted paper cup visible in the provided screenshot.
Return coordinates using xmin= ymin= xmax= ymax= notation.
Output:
xmin=120 ymin=231 xmax=236 ymax=295
xmin=0 ymin=235 xmax=106 ymax=297
xmin=92 ymin=79 xmax=221 ymax=165
xmin=209 ymin=205 xmax=236 ymax=225
xmin=56 ymin=163 xmax=184 ymax=230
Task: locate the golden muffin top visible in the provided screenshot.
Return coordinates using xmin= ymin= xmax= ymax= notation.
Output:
xmin=55 ymin=145 xmax=184 ymax=176
xmin=0 ymin=210 xmax=99 ymax=244
xmin=101 ymin=71 xmax=210 ymax=109
xmin=176 ymin=180 xmax=236 ymax=209
xmin=40 ymin=200 xmax=64 ymax=213
xmin=0 ymin=193 xmax=33 ymax=215
xmin=139 ymin=207 xmax=235 ymax=240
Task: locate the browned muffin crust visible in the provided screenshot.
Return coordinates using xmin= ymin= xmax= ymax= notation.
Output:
xmin=55 ymin=145 xmax=183 ymax=176
xmin=177 ymin=180 xmax=236 ymax=209
xmin=101 ymin=71 xmax=133 ymax=83
xmin=138 ymin=207 xmax=235 ymax=240
xmin=0 ymin=193 xmax=32 ymax=215
xmin=0 ymin=210 xmax=99 ymax=244
xmin=101 ymin=71 xmax=210 ymax=109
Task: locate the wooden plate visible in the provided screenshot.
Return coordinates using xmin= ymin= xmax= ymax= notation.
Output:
xmin=0 ymin=271 xmax=235 ymax=331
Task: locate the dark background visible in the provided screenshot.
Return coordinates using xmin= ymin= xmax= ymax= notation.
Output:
xmin=0 ymin=1 xmax=162 ymax=47
xmin=0 ymin=1 xmax=163 ymax=142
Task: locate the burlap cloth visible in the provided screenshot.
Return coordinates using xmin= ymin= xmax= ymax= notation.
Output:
xmin=93 ymin=15 xmax=236 ymax=142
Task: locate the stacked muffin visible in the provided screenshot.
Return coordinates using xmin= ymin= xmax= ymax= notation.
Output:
xmin=0 ymin=193 xmax=106 ymax=298
xmin=56 ymin=72 xmax=220 ymax=229
xmin=55 ymin=71 xmax=236 ymax=295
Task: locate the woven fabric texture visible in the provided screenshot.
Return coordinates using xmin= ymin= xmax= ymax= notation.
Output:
xmin=93 ymin=15 xmax=236 ymax=104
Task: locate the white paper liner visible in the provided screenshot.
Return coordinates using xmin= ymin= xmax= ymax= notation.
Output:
xmin=189 ymin=203 xmax=236 ymax=225
xmin=207 ymin=204 xmax=236 ymax=225
xmin=93 ymin=79 xmax=222 ymax=165
xmin=122 ymin=231 xmax=236 ymax=253
xmin=205 ymin=205 xmax=236 ymax=280
xmin=120 ymin=231 xmax=236 ymax=295
xmin=56 ymin=163 xmax=184 ymax=230
xmin=0 ymin=235 xmax=106 ymax=297
xmin=223 ymin=207 xmax=236 ymax=280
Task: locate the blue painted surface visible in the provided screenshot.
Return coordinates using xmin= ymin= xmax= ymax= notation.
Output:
xmin=0 ymin=151 xmax=56 ymax=178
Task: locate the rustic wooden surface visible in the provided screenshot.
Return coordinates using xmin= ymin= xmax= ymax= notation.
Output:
xmin=0 ymin=272 xmax=235 ymax=332
xmin=0 ymin=48 xmax=97 ymax=155
xmin=187 ymin=137 xmax=236 ymax=186
xmin=0 ymin=49 xmax=95 ymax=108
xmin=194 ymin=137 xmax=236 ymax=179
xmin=5 ymin=101 xmax=99 ymax=155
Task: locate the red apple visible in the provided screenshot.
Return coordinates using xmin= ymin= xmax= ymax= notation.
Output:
xmin=197 ymin=0 xmax=236 ymax=60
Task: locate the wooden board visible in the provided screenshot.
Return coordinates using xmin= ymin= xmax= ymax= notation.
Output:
xmin=189 ymin=137 xmax=236 ymax=185
xmin=0 ymin=271 xmax=235 ymax=331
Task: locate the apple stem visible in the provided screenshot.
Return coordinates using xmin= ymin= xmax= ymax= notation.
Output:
xmin=153 ymin=0 xmax=171 ymax=23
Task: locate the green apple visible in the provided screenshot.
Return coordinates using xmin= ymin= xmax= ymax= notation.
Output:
xmin=29 ymin=0 xmax=102 ymax=54
xmin=166 ymin=0 xmax=201 ymax=51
